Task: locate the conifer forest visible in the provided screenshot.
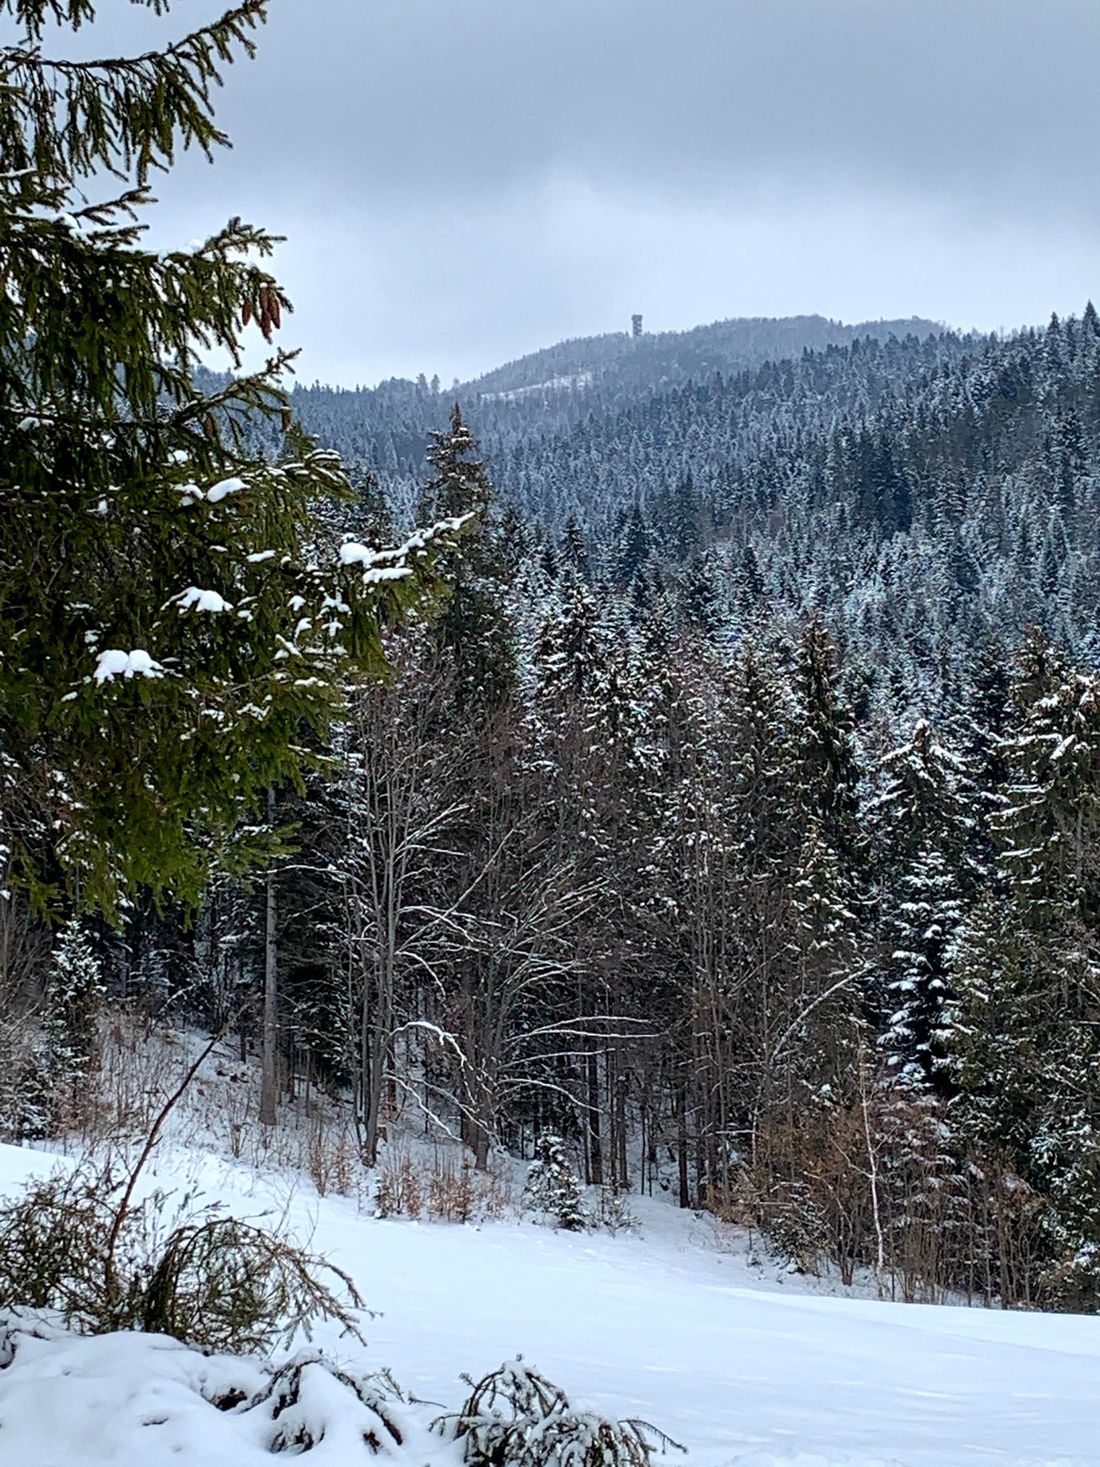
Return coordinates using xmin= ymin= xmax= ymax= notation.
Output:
xmin=216 ymin=312 xmax=1100 ymax=1313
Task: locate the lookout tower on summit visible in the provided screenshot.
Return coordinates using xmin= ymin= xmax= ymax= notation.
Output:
xmin=632 ymin=313 xmax=644 ymax=338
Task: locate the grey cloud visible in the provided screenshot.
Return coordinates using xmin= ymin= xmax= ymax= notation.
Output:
xmin=200 ymin=0 xmax=1100 ymax=222
xmin=33 ymin=1 xmax=1100 ymax=383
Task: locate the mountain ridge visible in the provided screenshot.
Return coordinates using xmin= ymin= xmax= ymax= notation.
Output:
xmin=458 ymin=312 xmax=947 ymax=398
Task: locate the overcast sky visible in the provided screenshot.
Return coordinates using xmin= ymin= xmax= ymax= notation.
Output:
xmin=51 ymin=0 xmax=1100 ymax=385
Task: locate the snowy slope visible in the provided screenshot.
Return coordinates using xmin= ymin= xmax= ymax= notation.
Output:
xmin=0 ymin=1140 xmax=1096 ymax=1467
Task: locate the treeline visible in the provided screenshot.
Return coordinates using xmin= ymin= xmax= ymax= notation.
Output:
xmin=10 ymin=401 xmax=1100 ymax=1315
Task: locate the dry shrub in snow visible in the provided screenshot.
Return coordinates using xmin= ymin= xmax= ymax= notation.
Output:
xmin=374 ymin=1150 xmax=424 ymax=1219
xmin=0 ymin=1159 xmax=365 ymax=1354
xmin=427 ymin=1153 xmax=513 ymax=1223
xmin=374 ymin=1148 xmax=513 ymax=1224
xmin=305 ymin=1119 xmax=358 ymax=1198
xmin=595 ymin=1182 xmax=638 ymax=1237
xmin=427 ymin=1153 xmax=474 ymax=1222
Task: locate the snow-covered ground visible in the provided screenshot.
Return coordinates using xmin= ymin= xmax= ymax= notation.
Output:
xmin=0 ymin=1136 xmax=1097 ymax=1467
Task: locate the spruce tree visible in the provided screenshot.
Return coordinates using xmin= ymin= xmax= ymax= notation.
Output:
xmin=417 ymin=405 xmax=515 ymax=711
xmin=524 ymin=1133 xmax=588 ymax=1231
xmin=0 ymin=1 xmax=457 ymax=913
xmin=868 ymin=718 xmax=970 ymax=876
xmin=793 ymin=616 xmax=861 ymax=867
xmin=959 ymin=638 xmax=1011 ymax=872
xmin=996 ymin=640 xmax=1100 ymax=933
xmin=788 ymin=818 xmax=860 ymax=1095
xmin=946 ymin=893 xmax=1100 ymax=1304
xmin=560 ymin=515 xmax=590 ymax=580
xmin=44 ymin=914 xmax=104 ymax=1101
xmin=879 ymin=842 xmax=962 ymax=1090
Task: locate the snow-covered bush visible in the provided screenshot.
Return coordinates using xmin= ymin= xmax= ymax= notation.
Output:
xmin=762 ymin=1179 xmax=829 ymax=1275
xmin=0 ymin=1317 xmax=421 ymax=1462
xmin=0 ymin=1323 xmax=684 ymax=1467
xmin=0 ymin=1157 xmax=364 ymax=1353
xmin=437 ymin=1360 xmax=684 ymax=1467
xmin=595 ymin=1180 xmax=638 ymax=1236
xmin=221 ymin=1350 xmax=412 ymax=1455
xmin=523 ymin=1133 xmax=589 ymax=1231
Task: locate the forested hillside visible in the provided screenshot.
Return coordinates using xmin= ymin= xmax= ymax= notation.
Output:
xmin=228 ymin=312 xmax=946 ymax=491
xmin=463 ymin=312 xmax=941 ymax=396
xmin=285 ymin=309 xmax=1100 ymax=708
xmin=14 ymin=305 xmax=1100 ymax=1317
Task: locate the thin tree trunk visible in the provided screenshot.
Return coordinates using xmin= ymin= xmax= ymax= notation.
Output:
xmin=615 ymin=1063 xmax=628 ymax=1187
xmin=259 ymin=787 xmax=278 ymax=1127
xmin=676 ymin=1084 xmax=690 ymax=1209
xmin=860 ymin=1047 xmax=885 ymax=1276
xmin=363 ymin=974 xmax=387 ymax=1165
xmin=587 ymin=1047 xmax=603 ymax=1185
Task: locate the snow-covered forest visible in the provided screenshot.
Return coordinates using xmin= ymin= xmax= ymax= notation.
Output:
xmin=4 ymin=1 xmax=1100 ymax=1464
xmin=126 ymin=308 xmax=1100 ymax=1315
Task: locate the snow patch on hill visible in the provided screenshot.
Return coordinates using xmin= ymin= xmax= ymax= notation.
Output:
xmin=480 ymin=371 xmax=593 ymax=401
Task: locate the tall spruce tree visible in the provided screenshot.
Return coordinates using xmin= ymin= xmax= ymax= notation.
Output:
xmin=417 ymin=405 xmax=515 ymax=711
xmin=0 ymin=1 xmax=457 ymax=913
xmin=878 ymin=842 xmax=962 ymax=1090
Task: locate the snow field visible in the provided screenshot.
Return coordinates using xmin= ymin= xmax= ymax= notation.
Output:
xmin=0 ymin=1139 xmax=1097 ymax=1466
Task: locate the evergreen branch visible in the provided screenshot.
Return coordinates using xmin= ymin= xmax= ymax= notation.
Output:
xmin=0 ymin=1 xmax=269 ymax=181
